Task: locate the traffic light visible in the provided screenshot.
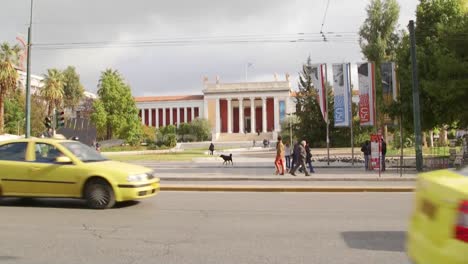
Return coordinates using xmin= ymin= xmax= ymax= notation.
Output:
xmin=44 ymin=117 xmax=52 ymax=129
xmin=56 ymin=110 xmax=65 ymax=128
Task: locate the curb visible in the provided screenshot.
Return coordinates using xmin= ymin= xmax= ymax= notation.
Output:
xmin=159 ymin=177 xmax=416 ymax=182
xmin=160 ymin=185 xmax=415 ymax=192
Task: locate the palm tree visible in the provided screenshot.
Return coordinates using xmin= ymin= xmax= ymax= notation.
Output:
xmin=41 ymin=69 xmax=65 ymax=116
xmin=0 ymin=42 xmax=22 ymax=134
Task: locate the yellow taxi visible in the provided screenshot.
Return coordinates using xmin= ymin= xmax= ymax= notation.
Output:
xmin=0 ymin=138 xmax=159 ymax=209
xmin=407 ymin=167 xmax=468 ymax=264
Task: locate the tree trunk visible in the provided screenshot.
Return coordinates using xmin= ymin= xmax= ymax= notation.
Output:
xmin=422 ymin=131 xmax=428 ymax=147
xmin=47 ymin=103 xmax=53 ymax=117
xmin=0 ymin=95 xmax=4 ymax=134
xmin=439 ymin=127 xmax=448 ymax=146
xmin=429 ymin=130 xmax=434 ymax=147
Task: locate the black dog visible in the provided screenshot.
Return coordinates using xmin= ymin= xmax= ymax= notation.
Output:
xmin=220 ymin=154 xmax=233 ymax=165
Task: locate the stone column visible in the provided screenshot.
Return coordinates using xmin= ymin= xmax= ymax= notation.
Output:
xmin=184 ymin=107 xmax=188 ymax=123
xmin=227 ymin=98 xmax=232 ymax=133
xmin=238 ymin=98 xmax=244 ymax=133
xmin=141 ymin=109 xmax=146 ymax=125
xmin=191 ymin=107 xmax=195 ymax=121
xmin=250 ymin=97 xmax=256 ymax=134
xmin=170 ymin=108 xmax=174 ymax=125
xmin=274 ymin=97 xmax=280 ymax=132
xmin=203 ymin=98 xmax=209 ymax=119
xmin=176 ymin=107 xmax=180 ymax=128
xmin=262 ymin=97 xmax=267 ymax=133
xmin=155 ymin=108 xmax=159 ymax=129
xmin=162 ymin=107 xmax=166 ymax=126
xmin=215 ymin=98 xmax=220 ymax=134
xmin=148 ymin=109 xmax=153 ymax=127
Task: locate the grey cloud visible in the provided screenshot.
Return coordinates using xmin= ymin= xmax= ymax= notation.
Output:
xmin=1 ymin=0 xmax=418 ymax=96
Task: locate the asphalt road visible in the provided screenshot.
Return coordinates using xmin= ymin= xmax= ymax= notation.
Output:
xmin=0 ymin=192 xmax=413 ymax=264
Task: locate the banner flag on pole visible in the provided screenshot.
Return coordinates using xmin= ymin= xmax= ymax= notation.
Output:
xmin=381 ymin=62 xmax=397 ymax=125
xmin=310 ymin=64 xmax=328 ymax=122
xmin=332 ymin=63 xmax=351 ymax=127
xmin=357 ymin=62 xmax=376 ymax=126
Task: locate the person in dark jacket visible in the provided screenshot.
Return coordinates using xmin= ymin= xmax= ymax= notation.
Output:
xmin=209 ymin=143 xmax=215 ymax=155
xmin=305 ymin=143 xmax=315 ymax=173
xmin=381 ymin=139 xmax=387 ymax=171
xmin=361 ymin=140 xmax=370 ymax=170
xmin=290 ymin=140 xmax=310 ymax=176
xmin=291 ymin=141 xmax=299 ymax=170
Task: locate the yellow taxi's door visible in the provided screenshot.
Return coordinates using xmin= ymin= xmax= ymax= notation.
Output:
xmin=0 ymin=141 xmax=33 ymax=196
xmin=28 ymin=142 xmax=81 ymax=197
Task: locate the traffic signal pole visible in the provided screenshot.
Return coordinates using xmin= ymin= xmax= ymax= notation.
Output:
xmin=25 ymin=0 xmax=34 ymax=138
xmin=409 ymin=20 xmax=423 ymax=171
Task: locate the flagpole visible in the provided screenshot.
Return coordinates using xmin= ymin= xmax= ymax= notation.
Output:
xmin=325 ymin=64 xmax=330 ymax=166
xmin=348 ymin=63 xmax=354 ymax=166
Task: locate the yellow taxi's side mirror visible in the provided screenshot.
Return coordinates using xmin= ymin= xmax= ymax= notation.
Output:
xmin=55 ymin=156 xmax=72 ymax=164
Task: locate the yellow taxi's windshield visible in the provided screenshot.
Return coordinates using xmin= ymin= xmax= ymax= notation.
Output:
xmin=60 ymin=141 xmax=108 ymax=162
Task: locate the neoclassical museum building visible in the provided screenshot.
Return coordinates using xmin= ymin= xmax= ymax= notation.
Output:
xmin=135 ymin=75 xmax=296 ymax=141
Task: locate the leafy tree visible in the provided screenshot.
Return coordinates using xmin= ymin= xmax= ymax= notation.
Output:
xmin=359 ymin=0 xmax=400 ymax=127
xmin=62 ymin=66 xmax=84 ymax=111
xmin=294 ymin=57 xmax=329 ymax=147
xmin=393 ymin=0 xmax=468 ymax=137
xmin=0 ymin=42 xmax=21 ymax=133
xmin=91 ymin=69 xmax=142 ymax=145
xmin=4 ymin=89 xmax=25 ymax=135
xmin=30 ymin=94 xmax=48 ymax=136
xmin=41 ymin=68 xmax=65 ymax=116
xmin=141 ymin=125 xmax=157 ymax=143
xmin=189 ymin=118 xmax=211 ymax=141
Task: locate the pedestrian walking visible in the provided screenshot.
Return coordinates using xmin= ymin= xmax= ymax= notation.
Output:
xmin=290 ymin=140 xmax=310 ymax=176
xmin=209 ymin=142 xmax=215 ymax=155
xmin=285 ymin=143 xmax=291 ymax=169
xmin=381 ymin=139 xmax=387 ymax=171
xmin=274 ymin=136 xmax=285 ymax=175
xmin=361 ymin=140 xmax=370 ymax=170
xmin=305 ymin=143 xmax=315 ymax=173
xmin=291 ymin=141 xmax=299 ymax=170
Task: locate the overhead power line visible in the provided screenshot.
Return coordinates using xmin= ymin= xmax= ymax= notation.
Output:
xmin=33 ymin=32 xmax=360 ymax=50
xmin=320 ymin=0 xmax=332 ymax=41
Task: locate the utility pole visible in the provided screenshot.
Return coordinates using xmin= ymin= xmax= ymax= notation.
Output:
xmin=25 ymin=0 xmax=34 ymax=138
xmin=409 ymin=20 xmax=423 ymax=171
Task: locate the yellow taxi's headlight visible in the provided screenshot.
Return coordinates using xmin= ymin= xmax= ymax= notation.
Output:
xmin=127 ymin=173 xmax=147 ymax=182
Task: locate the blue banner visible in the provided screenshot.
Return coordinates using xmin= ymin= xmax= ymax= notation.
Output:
xmin=332 ymin=63 xmax=351 ymax=127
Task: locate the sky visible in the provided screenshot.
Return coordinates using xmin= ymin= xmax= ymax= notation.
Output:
xmin=1 ymin=0 xmax=418 ymax=96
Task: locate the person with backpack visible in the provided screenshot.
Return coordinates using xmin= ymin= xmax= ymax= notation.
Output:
xmin=361 ymin=140 xmax=370 ymax=170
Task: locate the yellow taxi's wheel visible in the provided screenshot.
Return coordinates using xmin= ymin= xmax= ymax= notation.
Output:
xmin=84 ymin=179 xmax=116 ymax=209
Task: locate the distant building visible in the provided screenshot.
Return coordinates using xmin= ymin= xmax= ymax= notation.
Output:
xmin=16 ymin=69 xmax=44 ymax=95
xmin=135 ymin=75 xmax=296 ymax=141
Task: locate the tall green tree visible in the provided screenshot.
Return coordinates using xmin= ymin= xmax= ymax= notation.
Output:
xmin=393 ymin=0 xmax=468 ymax=135
xmin=4 ymin=89 xmax=25 ymax=135
xmin=294 ymin=57 xmax=329 ymax=147
xmin=359 ymin=0 xmax=400 ymax=128
xmin=91 ymin=69 xmax=142 ymax=145
xmin=62 ymin=66 xmax=84 ymax=111
xmin=41 ymin=68 xmax=65 ymax=116
xmin=0 ymin=42 xmax=21 ymax=133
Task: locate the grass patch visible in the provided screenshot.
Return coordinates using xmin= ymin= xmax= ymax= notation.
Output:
xmin=105 ymin=150 xmax=210 ymax=162
xmin=387 ymin=146 xmax=461 ymax=156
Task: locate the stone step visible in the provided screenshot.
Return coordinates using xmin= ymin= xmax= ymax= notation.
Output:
xmin=216 ymin=132 xmax=274 ymax=142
